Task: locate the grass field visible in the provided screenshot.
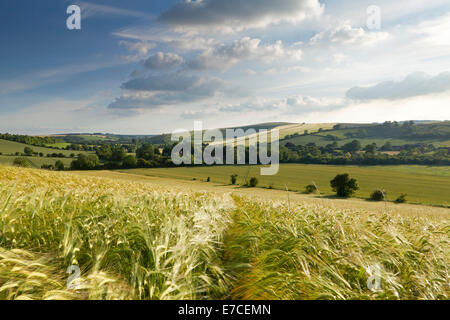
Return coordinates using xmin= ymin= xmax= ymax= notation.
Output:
xmin=45 ymin=142 xmax=71 ymax=149
xmin=118 ymin=164 xmax=450 ymax=207
xmin=0 ymin=139 xmax=85 ymax=156
xmin=282 ymin=135 xmax=450 ymax=148
xmin=0 ymin=155 xmax=73 ymax=168
xmin=0 ymin=166 xmax=448 ymax=300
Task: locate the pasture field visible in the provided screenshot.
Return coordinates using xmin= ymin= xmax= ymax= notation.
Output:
xmin=0 ymin=139 xmax=85 ymax=156
xmin=0 ymin=155 xmax=73 ymax=168
xmin=45 ymin=142 xmax=71 ymax=149
xmin=0 ymin=166 xmax=448 ymax=300
xmin=118 ymin=164 xmax=450 ymax=207
xmin=282 ymin=135 xmax=450 ymax=148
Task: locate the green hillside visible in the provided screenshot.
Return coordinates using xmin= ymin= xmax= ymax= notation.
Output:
xmin=0 ymin=139 xmax=87 ymax=156
xmin=283 ymin=121 xmax=450 ymax=147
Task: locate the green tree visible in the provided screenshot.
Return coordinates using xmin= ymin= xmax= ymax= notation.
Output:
xmin=24 ymin=147 xmax=33 ymax=156
xmin=305 ymin=184 xmax=318 ymax=194
xmin=70 ymin=154 xmax=99 ymax=170
xmin=395 ymin=194 xmax=407 ymax=204
xmin=230 ymin=174 xmax=238 ymax=185
xmin=111 ymin=145 xmax=126 ymax=162
xmin=364 ymin=143 xmax=377 ymax=154
xmin=136 ymin=144 xmax=155 ymax=160
xmin=96 ymin=144 xmax=112 ymax=160
xmin=370 ymin=189 xmax=386 ymax=201
xmin=13 ymin=157 xmax=29 ymax=168
xmin=330 ymin=174 xmax=359 ymax=198
xmin=249 ymin=177 xmax=259 ymax=188
xmin=342 ymin=140 xmax=361 ymax=153
xmin=55 ymin=160 xmax=65 ymax=171
xmin=122 ymin=155 xmax=137 ymax=168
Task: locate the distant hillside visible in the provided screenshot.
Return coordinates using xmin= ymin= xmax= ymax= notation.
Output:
xmin=282 ymin=121 xmax=450 ymax=148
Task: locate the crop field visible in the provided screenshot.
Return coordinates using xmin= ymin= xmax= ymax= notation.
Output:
xmin=118 ymin=164 xmax=450 ymax=207
xmin=0 ymin=166 xmax=448 ymax=300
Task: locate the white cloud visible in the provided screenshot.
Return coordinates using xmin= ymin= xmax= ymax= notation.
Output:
xmin=186 ymin=37 xmax=302 ymax=71
xmin=412 ymin=13 xmax=450 ymax=48
xmin=346 ymin=71 xmax=450 ymax=101
xmin=219 ymin=95 xmax=345 ymax=114
xmin=119 ymin=40 xmax=157 ymax=62
xmin=109 ymin=73 xmax=243 ymax=110
xmin=310 ymin=23 xmax=389 ymax=46
xmin=143 ymin=52 xmax=184 ymax=70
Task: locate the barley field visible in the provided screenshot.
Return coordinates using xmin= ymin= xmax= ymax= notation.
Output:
xmin=119 ymin=164 xmax=450 ymax=207
xmin=0 ymin=166 xmax=448 ymax=300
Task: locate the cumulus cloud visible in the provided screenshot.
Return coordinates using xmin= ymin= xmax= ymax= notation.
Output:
xmin=121 ymin=73 xmax=224 ymax=93
xmin=143 ymin=52 xmax=184 ymax=70
xmin=109 ymin=73 xmax=239 ymax=110
xmin=219 ymin=95 xmax=345 ymax=114
xmin=186 ymin=37 xmax=302 ymax=71
xmin=285 ymin=96 xmax=346 ymax=113
xmin=310 ymin=23 xmax=389 ymax=46
xmin=159 ymin=0 xmax=323 ymax=32
xmin=346 ymin=71 xmax=450 ymax=101
xmin=119 ymin=40 xmax=157 ymax=62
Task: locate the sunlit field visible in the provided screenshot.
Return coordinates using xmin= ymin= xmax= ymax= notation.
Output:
xmin=0 ymin=166 xmax=448 ymax=300
xmin=118 ymin=164 xmax=450 ymax=207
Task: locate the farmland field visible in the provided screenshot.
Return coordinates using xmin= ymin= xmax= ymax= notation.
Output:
xmin=0 ymin=139 xmax=86 ymax=156
xmin=282 ymin=135 xmax=450 ymax=148
xmin=0 ymin=155 xmax=74 ymax=168
xmin=0 ymin=166 xmax=449 ymax=300
xmin=0 ymin=139 xmax=92 ymax=168
xmin=118 ymin=164 xmax=450 ymax=207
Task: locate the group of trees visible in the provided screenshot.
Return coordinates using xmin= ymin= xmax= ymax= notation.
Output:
xmin=68 ymin=143 xmax=173 ymax=170
xmin=281 ymin=141 xmax=450 ymax=166
xmin=305 ymin=173 xmax=407 ymax=203
xmin=0 ymin=133 xmax=62 ymax=147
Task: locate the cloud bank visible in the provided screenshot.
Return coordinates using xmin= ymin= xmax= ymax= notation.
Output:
xmin=346 ymin=71 xmax=450 ymax=101
xmin=159 ymin=0 xmax=323 ymax=31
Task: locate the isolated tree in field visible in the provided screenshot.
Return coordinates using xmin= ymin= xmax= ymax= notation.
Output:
xmin=55 ymin=160 xmax=65 ymax=171
xmin=249 ymin=177 xmax=258 ymax=188
xmin=230 ymin=174 xmax=238 ymax=185
xmin=370 ymin=189 xmax=386 ymax=201
xmin=395 ymin=194 xmax=407 ymax=204
xmin=24 ymin=147 xmax=33 ymax=156
xmin=13 ymin=157 xmax=29 ymax=168
xmin=330 ymin=174 xmax=359 ymax=198
xmin=305 ymin=184 xmax=318 ymax=194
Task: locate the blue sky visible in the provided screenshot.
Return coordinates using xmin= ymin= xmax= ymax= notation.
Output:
xmin=1 ymin=0 xmax=449 ymax=134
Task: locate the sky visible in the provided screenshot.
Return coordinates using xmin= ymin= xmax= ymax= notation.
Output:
xmin=0 ymin=0 xmax=449 ymax=134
